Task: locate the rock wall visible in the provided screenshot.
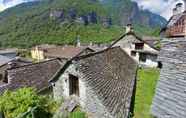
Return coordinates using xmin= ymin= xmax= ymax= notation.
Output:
xmin=53 ymin=64 xmax=112 ymax=118
xmin=151 ymin=38 xmax=186 ymax=118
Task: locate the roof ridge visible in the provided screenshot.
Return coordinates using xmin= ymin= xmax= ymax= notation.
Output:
xmin=73 ymin=46 xmax=120 ymax=61
xmin=7 ymin=58 xmax=62 ymax=70
xmin=109 ymin=32 xmax=143 ymax=48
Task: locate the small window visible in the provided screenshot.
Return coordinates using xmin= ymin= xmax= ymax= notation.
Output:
xmin=0 ymin=74 xmax=2 ymax=80
xmin=139 ymin=53 xmax=147 ymax=62
xmin=158 ymin=61 xmax=163 ymax=69
xmin=69 ymin=74 xmax=79 ymax=96
xmin=135 ymin=43 xmax=144 ymax=50
xmin=3 ymin=71 xmax=8 ymax=83
xmin=131 ymin=51 xmax=136 ymax=56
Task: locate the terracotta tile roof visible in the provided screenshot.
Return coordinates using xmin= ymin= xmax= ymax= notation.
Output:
xmin=44 ymin=46 xmax=94 ymax=59
xmin=0 ymin=58 xmax=65 ymax=95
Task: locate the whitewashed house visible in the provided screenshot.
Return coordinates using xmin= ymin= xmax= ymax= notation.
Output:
xmin=110 ymin=24 xmax=159 ymax=68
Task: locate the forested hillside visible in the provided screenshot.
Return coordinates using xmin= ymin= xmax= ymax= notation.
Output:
xmin=0 ymin=0 xmax=166 ymax=48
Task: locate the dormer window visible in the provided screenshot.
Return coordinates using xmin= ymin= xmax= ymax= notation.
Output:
xmin=135 ymin=43 xmax=144 ymax=50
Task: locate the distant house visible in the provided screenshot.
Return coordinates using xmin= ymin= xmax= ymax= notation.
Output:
xmin=151 ymin=37 xmax=186 ymax=118
xmin=160 ymin=2 xmax=186 ymax=37
xmin=0 ymin=58 xmax=64 ymax=95
xmin=0 ymin=57 xmax=32 ymax=84
xmin=31 ymin=45 xmax=94 ymax=61
xmin=110 ymin=25 xmax=159 ymax=67
xmin=50 ymin=47 xmax=138 ymax=118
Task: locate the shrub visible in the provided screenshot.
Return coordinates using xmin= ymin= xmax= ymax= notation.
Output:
xmin=0 ymin=88 xmax=57 ymax=118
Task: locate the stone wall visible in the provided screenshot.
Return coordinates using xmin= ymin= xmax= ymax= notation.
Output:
xmin=53 ymin=64 xmax=112 ymax=118
xmin=151 ymin=38 xmax=186 ymax=118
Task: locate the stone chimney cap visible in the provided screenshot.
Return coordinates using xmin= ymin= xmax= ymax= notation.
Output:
xmin=176 ymin=3 xmax=183 ymax=7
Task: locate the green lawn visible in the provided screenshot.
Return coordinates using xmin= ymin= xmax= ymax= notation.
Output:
xmin=133 ymin=68 xmax=160 ymax=118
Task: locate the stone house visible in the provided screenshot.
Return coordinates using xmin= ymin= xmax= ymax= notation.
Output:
xmin=0 ymin=57 xmax=32 ymax=85
xmin=0 ymin=58 xmax=64 ymax=95
xmin=50 ymin=47 xmax=138 ymax=118
xmin=160 ymin=1 xmax=186 ymax=37
xmin=31 ymin=45 xmax=94 ymax=61
xmin=110 ymin=27 xmax=159 ymax=68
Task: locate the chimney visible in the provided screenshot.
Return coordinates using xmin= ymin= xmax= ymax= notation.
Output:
xmin=76 ymin=35 xmax=81 ymax=47
xmin=184 ymin=0 xmax=186 ymax=11
xmin=126 ymin=24 xmax=133 ymax=34
xmin=176 ymin=3 xmax=183 ymax=14
xmin=173 ymin=8 xmax=178 ymax=16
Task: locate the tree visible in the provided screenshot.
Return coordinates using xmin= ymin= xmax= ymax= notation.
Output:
xmin=0 ymin=88 xmax=57 ymax=118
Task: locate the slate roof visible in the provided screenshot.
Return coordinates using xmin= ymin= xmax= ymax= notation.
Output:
xmin=151 ymin=38 xmax=186 ymax=118
xmin=0 ymin=58 xmax=65 ymax=95
xmin=52 ymin=47 xmax=138 ymax=117
xmin=0 ymin=55 xmax=14 ymax=67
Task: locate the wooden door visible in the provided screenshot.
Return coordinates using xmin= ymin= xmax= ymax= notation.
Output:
xmin=69 ymin=74 xmax=79 ymax=96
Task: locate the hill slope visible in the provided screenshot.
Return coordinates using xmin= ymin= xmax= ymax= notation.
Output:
xmin=0 ymin=0 xmax=166 ymax=48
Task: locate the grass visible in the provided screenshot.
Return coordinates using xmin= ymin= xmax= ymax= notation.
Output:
xmin=133 ymin=68 xmax=160 ymax=118
xmin=69 ymin=111 xmax=86 ymax=118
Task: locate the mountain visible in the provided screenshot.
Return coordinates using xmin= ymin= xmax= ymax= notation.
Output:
xmin=100 ymin=0 xmax=166 ymax=27
xmin=0 ymin=0 xmax=167 ymax=48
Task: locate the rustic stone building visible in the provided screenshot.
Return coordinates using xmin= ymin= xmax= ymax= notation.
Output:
xmin=110 ymin=29 xmax=159 ymax=67
xmin=151 ymin=38 xmax=186 ymax=118
xmin=161 ymin=1 xmax=186 ymax=37
xmin=0 ymin=57 xmax=32 ymax=85
xmin=31 ymin=45 xmax=94 ymax=61
xmin=0 ymin=58 xmax=64 ymax=95
xmin=50 ymin=47 xmax=138 ymax=118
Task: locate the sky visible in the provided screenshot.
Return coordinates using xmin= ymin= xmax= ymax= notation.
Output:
xmin=0 ymin=0 xmax=185 ymax=20
xmin=132 ymin=0 xmax=184 ymax=19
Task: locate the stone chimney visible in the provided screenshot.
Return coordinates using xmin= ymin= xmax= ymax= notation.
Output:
xmin=126 ymin=24 xmax=133 ymax=34
xmin=173 ymin=8 xmax=178 ymax=16
xmin=76 ymin=35 xmax=81 ymax=47
xmin=184 ymin=0 xmax=186 ymax=11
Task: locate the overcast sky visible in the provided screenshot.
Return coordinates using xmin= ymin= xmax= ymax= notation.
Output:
xmin=132 ymin=0 xmax=184 ymax=19
xmin=0 ymin=0 xmax=185 ymax=20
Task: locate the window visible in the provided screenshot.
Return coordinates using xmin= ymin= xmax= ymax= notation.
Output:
xmin=158 ymin=61 xmax=163 ymax=69
xmin=131 ymin=51 xmax=136 ymax=56
xmin=3 ymin=71 xmax=8 ymax=83
xmin=139 ymin=53 xmax=147 ymax=62
xmin=69 ymin=74 xmax=79 ymax=96
xmin=135 ymin=43 xmax=144 ymax=50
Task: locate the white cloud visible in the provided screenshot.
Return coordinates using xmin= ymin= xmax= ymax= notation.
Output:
xmin=132 ymin=0 xmax=184 ymax=19
xmin=0 ymin=0 xmax=34 ymax=11
xmin=0 ymin=0 xmax=185 ymax=20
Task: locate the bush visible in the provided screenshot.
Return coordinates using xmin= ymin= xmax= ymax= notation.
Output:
xmin=0 ymin=88 xmax=58 ymax=118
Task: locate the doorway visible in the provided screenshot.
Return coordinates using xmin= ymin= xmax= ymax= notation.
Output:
xmin=69 ymin=74 xmax=79 ymax=96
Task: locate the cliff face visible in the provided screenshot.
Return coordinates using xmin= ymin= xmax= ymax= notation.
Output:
xmin=101 ymin=0 xmax=167 ymax=27
xmin=3 ymin=0 xmax=166 ymax=28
